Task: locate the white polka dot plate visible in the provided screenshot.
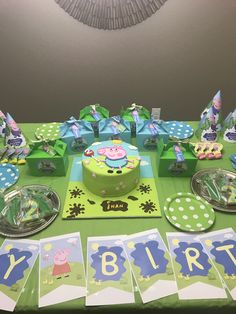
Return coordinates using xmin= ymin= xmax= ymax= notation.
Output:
xmin=35 ymin=122 xmax=62 ymax=141
xmin=164 ymin=192 xmax=215 ymax=232
xmin=162 ymin=121 xmax=193 ymax=139
xmin=0 ymin=163 xmax=19 ymax=190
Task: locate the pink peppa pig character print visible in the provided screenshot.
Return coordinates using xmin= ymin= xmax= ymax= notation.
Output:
xmin=52 ymin=249 xmax=71 ymax=279
xmin=97 ymin=146 xmax=134 ymax=174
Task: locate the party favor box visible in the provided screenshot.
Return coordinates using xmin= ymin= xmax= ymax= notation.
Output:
xmin=120 ymin=103 xmax=151 ymax=136
xmin=98 ymin=116 xmax=131 ymax=143
xmin=157 ymin=140 xmax=198 ymax=177
xmin=60 ymin=117 xmax=95 ymax=154
xmin=79 ymin=104 xmax=109 ymax=137
xmin=26 ymin=140 xmax=68 ymax=176
xmin=136 ymin=119 xmax=169 ymax=151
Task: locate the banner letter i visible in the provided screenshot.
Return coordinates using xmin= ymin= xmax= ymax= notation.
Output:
xmin=145 ymin=246 xmax=159 ymax=269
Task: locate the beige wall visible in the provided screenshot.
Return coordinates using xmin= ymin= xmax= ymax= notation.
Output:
xmin=0 ymin=0 xmax=236 ymax=122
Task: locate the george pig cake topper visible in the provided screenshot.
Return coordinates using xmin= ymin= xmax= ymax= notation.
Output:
xmin=196 ymin=90 xmax=223 ymax=142
xmin=5 ymin=113 xmax=27 ymax=148
xmin=97 ymin=145 xmax=135 ymax=173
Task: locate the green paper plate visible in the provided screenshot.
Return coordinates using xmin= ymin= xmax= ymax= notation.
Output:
xmin=35 ymin=122 xmax=62 ymax=141
xmin=164 ymin=192 xmax=215 ymax=232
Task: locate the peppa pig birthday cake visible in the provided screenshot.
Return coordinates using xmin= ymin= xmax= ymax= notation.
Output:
xmin=82 ymin=140 xmax=141 ymax=197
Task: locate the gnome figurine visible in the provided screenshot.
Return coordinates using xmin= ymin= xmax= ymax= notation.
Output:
xmin=223 ymin=108 xmax=236 ymax=142
xmin=0 ymin=111 xmax=6 ymax=137
xmin=5 ymin=113 xmax=27 ymax=148
xmin=196 ymin=90 xmax=222 ymax=142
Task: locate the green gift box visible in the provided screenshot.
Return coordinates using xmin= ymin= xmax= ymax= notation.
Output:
xmin=120 ymin=103 xmax=151 ymax=136
xmin=157 ymin=139 xmax=198 ymax=177
xmin=79 ymin=104 xmax=109 ymax=137
xmin=26 ymin=140 xmax=69 ymax=176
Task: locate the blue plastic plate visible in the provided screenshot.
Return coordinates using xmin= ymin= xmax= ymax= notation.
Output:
xmin=0 ymin=163 xmax=20 ymax=190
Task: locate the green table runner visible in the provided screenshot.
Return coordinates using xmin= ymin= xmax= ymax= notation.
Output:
xmin=0 ymin=122 xmax=235 ymax=314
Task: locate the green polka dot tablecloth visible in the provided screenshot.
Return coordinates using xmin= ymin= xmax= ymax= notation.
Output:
xmin=162 ymin=121 xmax=193 ymax=139
xmin=164 ymin=192 xmax=215 ymax=232
xmin=35 ymin=122 xmax=62 ymax=141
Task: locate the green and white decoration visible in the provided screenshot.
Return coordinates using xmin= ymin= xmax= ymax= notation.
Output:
xmin=35 ymin=123 xmax=62 ymax=141
xmin=164 ymin=193 xmax=215 ymax=232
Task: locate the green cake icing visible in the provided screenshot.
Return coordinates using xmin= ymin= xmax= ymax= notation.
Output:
xmin=82 ymin=140 xmax=140 ymax=197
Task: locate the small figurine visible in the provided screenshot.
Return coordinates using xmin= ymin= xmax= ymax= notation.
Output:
xmin=109 ymin=120 xmax=120 ymax=135
xmin=173 ymin=144 xmax=185 ymax=163
xmin=132 ymin=109 xmax=140 ymax=123
xmin=128 ymin=103 xmax=143 ymax=124
xmin=148 ymin=122 xmax=158 ymax=136
xmin=90 ymin=104 xmax=101 ymax=121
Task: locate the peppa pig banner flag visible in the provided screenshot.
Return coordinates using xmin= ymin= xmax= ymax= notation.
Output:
xmin=86 ymin=235 xmax=134 ymax=306
xmin=199 ymin=228 xmax=236 ymax=300
xmin=39 ymin=233 xmax=86 ymax=307
xmin=167 ymin=232 xmax=227 ymax=300
xmin=0 ymin=239 xmax=39 ymax=312
xmin=62 ymin=156 xmax=161 ymax=219
xmin=123 ymin=229 xmax=177 ymax=303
